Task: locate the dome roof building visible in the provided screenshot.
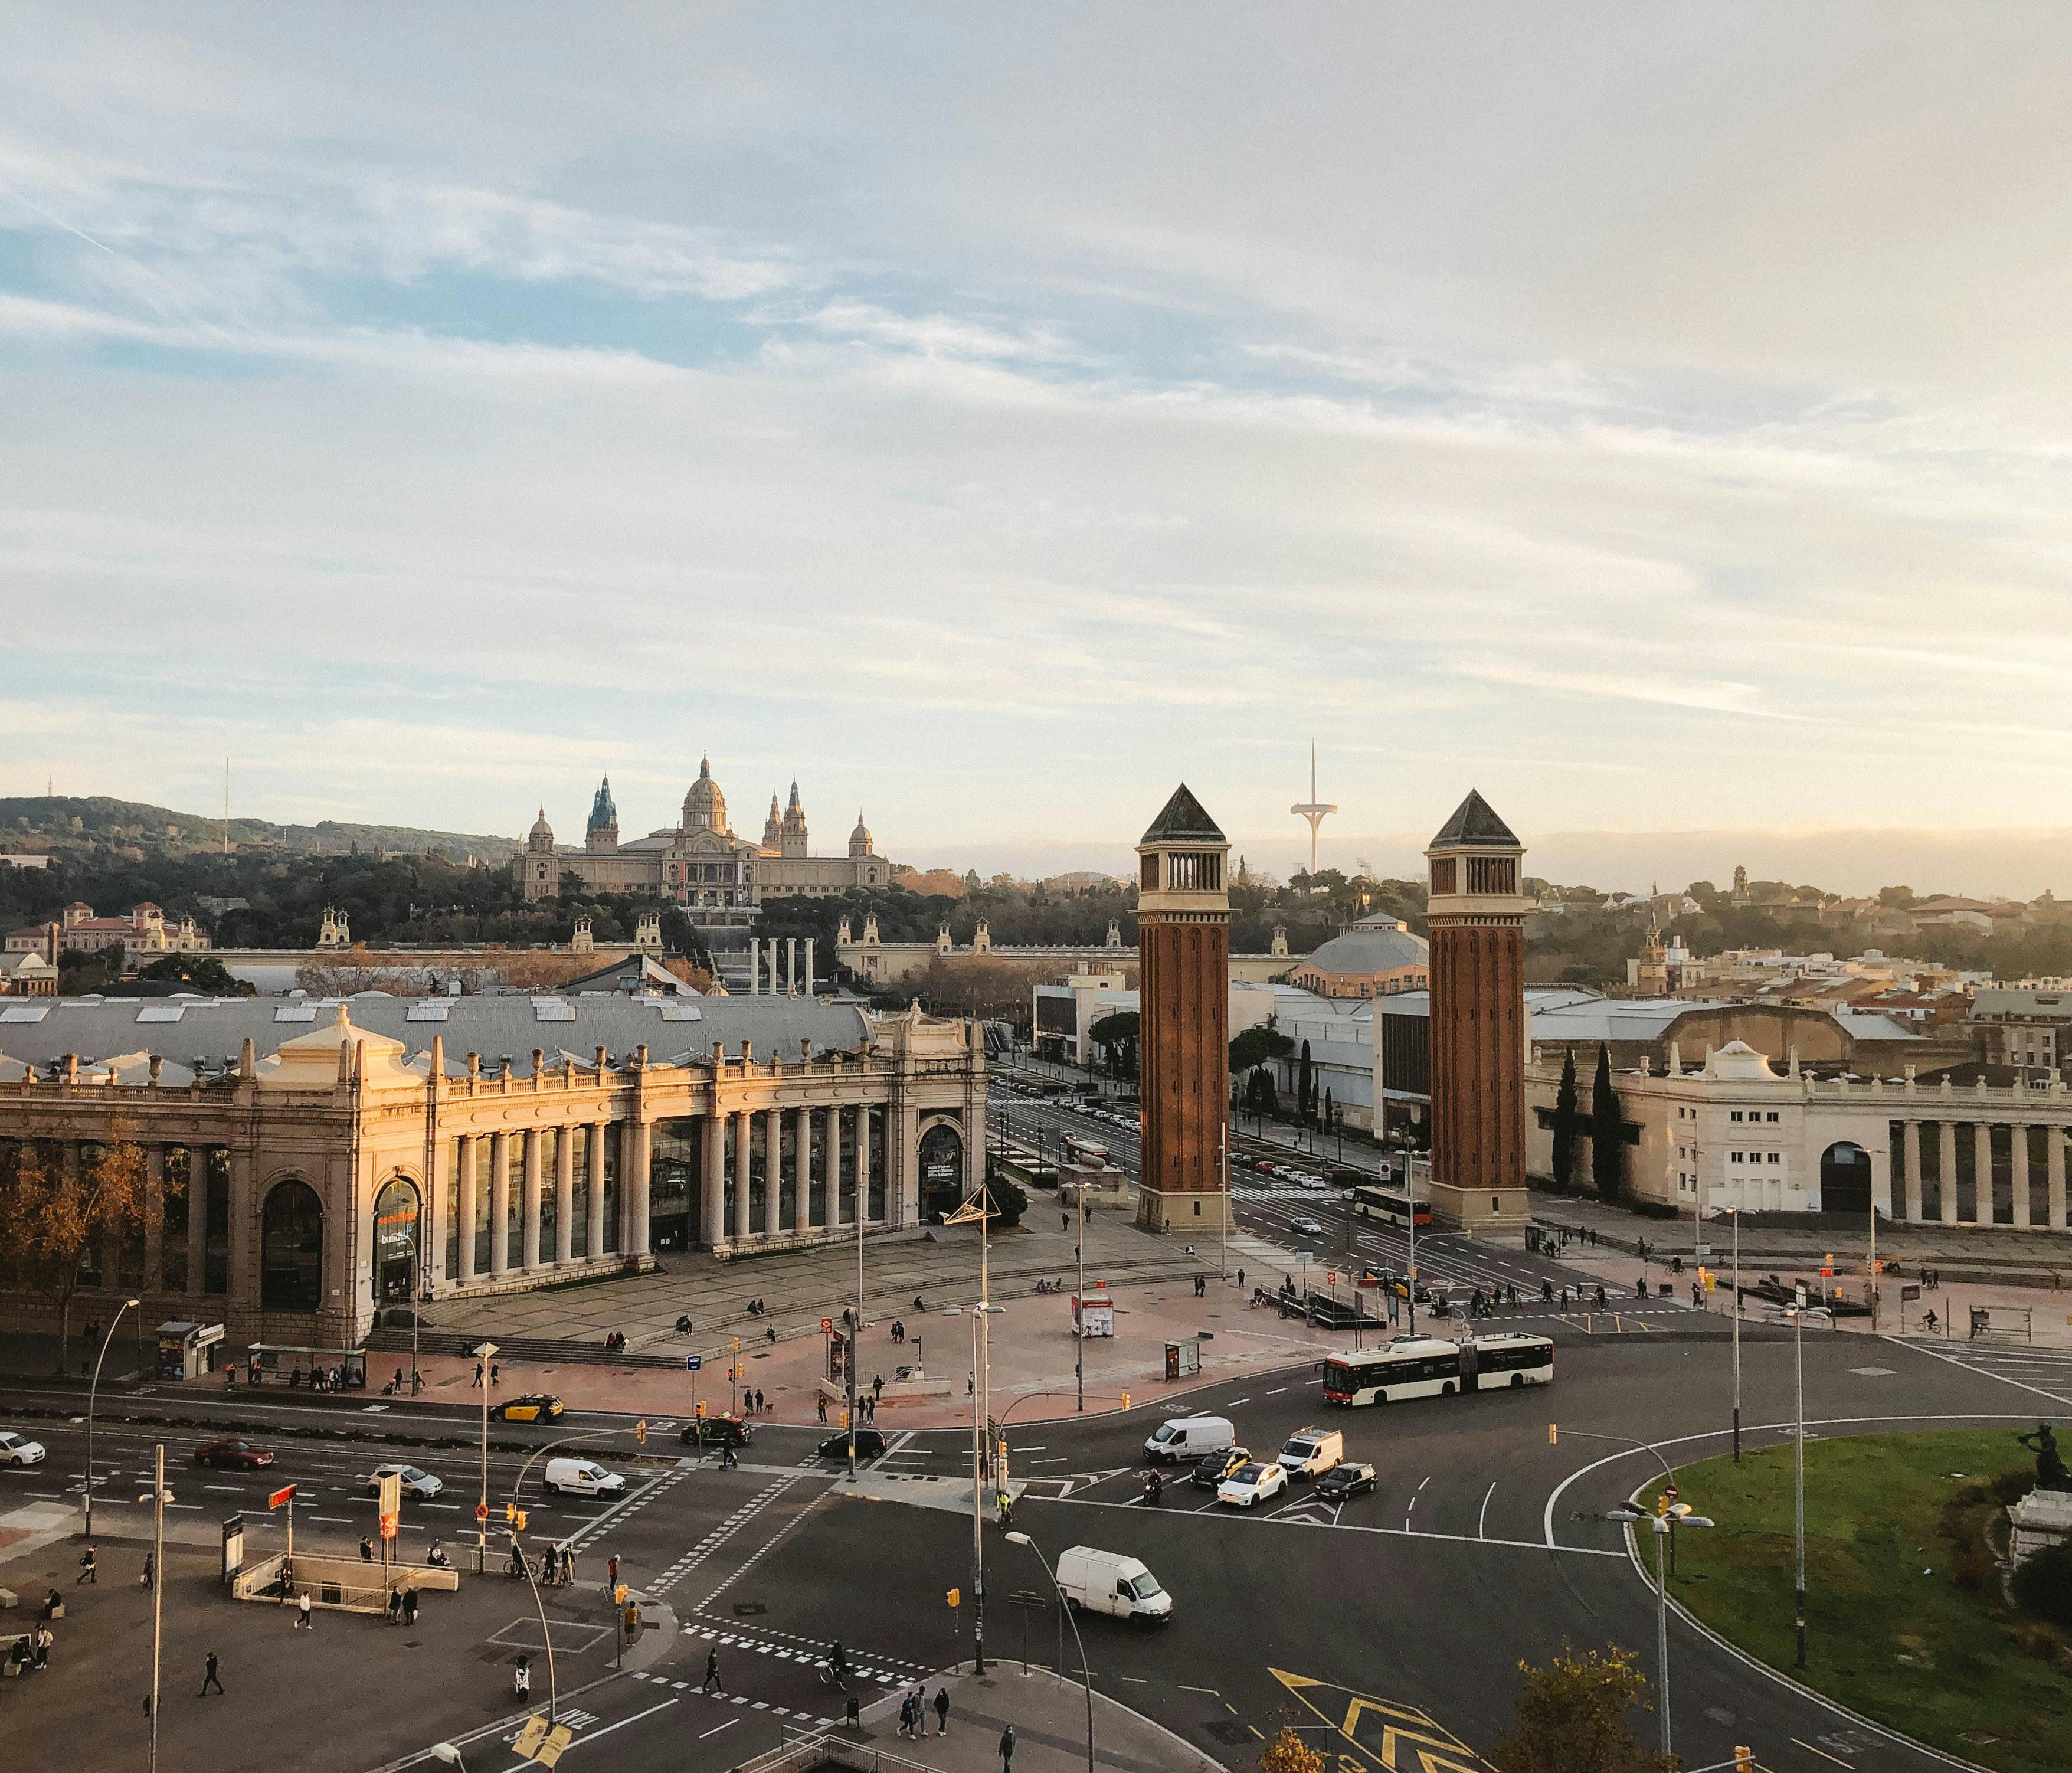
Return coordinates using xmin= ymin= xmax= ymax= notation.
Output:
xmin=527 ymin=807 xmax=555 ymax=853
xmin=682 ymin=755 xmax=729 ymax=835
xmin=1286 ymin=913 xmax=1429 ymax=1000
xmin=849 ymin=813 xmax=874 ymax=859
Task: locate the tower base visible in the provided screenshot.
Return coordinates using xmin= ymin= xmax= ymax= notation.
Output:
xmin=1428 ymin=1182 xmax=1532 ymax=1242
xmin=1134 ymin=1186 xmax=1238 ymax=1236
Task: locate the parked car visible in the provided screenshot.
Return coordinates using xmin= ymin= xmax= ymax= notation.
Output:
xmin=1217 ymin=1461 xmax=1289 ymax=1509
xmin=0 ymin=1431 xmax=46 ymax=1468
xmin=543 ymin=1457 xmax=626 ymax=1497
xmin=1189 ymin=1446 xmax=1250 ymax=1490
xmin=364 ymin=1463 xmax=443 ymax=1501
xmin=679 ymin=1414 xmax=754 ymax=1448
xmin=819 ymin=1428 xmax=888 ymax=1460
xmin=1054 ymin=1546 xmax=1172 ymax=1622
xmin=1315 ymin=1461 xmax=1377 ymax=1502
xmin=192 ymin=1438 xmax=275 ymax=1471
xmin=490 ymin=1393 xmax=565 ymax=1424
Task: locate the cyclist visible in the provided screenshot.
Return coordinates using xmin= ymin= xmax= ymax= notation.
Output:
xmin=824 ymin=1641 xmax=851 ymax=1688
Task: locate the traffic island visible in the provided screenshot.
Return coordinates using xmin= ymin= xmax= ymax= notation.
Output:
xmin=1639 ymin=1430 xmax=2072 ymax=1773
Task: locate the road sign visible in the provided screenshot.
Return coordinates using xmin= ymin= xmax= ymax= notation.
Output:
xmin=821 ymin=1317 xmax=834 ymax=1334
xmin=267 ymin=1484 xmax=296 ymax=1510
xmin=379 ymin=1510 xmax=398 ymax=1540
xmin=513 ymin=1716 xmax=549 ymax=1758
xmin=535 ymin=1723 xmax=575 ymax=1768
xmin=475 ymin=1501 xmax=489 ymax=1522
xmin=377 ymin=1471 xmax=401 ymax=1516
xmin=1694 ymin=1243 xmax=1711 ymax=1257
xmin=686 ymin=1354 xmax=702 ymax=1372
xmin=1327 ymin=1270 xmax=1338 ymax=1287
xmin=1665 ymin=1482 xmax=1678 ymax=1502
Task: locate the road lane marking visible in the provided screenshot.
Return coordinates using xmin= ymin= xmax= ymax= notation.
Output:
xmin=1039 ymin=1490 xmax=1621 ymax=1555
xmin=699 ymin=1719 xmax=738 ymax=1739
xmin=1477 ymin=1483 xmax=1495 ymax=1539
xmin=1791 ymin=1738 xmax=1853 ymax=1768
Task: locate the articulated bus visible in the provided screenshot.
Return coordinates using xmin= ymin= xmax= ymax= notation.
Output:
xmin=1348 ymin=1185 xmax=1431 ymax=1229
xmin=1320 ymin=1331 xmax=1554 ymax=1406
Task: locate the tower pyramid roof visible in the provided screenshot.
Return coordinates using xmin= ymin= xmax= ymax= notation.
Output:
xmin=1140 ymin=784 xmax=1225 ymax=845
xmin=1429 ymin=789 xmax=1518 ymax=849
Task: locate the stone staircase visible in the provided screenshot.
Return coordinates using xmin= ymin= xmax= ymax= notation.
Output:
xmin=359 ymin=1327 xmax=690 ymax=1370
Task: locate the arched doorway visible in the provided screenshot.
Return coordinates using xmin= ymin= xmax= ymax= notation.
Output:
xmin=1819 ymin=1141 xmax=1873 ymax=1216
xmin=372 ymin=1175 xmax=422 ymax=1306
xmin=260 ymin=1180 xmax=325 ymax=1313
xmin=918 ymin=1121 xmax=965 ymax=1222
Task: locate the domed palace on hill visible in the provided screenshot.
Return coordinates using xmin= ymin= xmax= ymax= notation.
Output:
xmin=516 ymin=758 xmax=886 ymax=930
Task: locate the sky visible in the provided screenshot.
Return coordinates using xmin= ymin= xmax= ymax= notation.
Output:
xmin=5 ymin=5 xmax=2072 ymax=895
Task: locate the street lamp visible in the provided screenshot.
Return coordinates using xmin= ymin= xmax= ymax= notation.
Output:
xmin=1706 ymin=1205 xmax=1743 ymax=1462
xmin=1606 ymin=1502 xmax=1714 ymax=1764
xmin=1788 ymin=1296 xmax=1833 ymax=1669
xmin=428 ymin=1747 xmax=468 ymax=1771
xmin=969 ymin=1300 xmax=1005 ymax=1673
xmin=1004 ymin=1530 xmax=1095 ymax=1773
xmin=472 ymin=1340 xmax=498 ymax=1575
xmin=84 ymin=1297 xmax=142 ymax=1538
xmin=137 ymin=1443 xmax=171 ymax=1773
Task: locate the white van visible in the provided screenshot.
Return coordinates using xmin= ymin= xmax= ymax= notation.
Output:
xmin=1142 ymin=1414 xmax=1236 ymax=1464
xmin=1054 ymin=1546 xmax=1173 ymax=1623
xmin=1276 ymin=1427 xmax=1344 ymax=1480
xmin=543 ymin=1457 xmax=626 ymax=1498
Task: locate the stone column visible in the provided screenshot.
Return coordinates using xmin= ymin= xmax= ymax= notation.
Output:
xmin=898 ymin=1101 xmax=920 ymax=1229
xmin=701 ymin=1107 xmax=724 ymax=1249
xmin=1902 ymin=1120 xmax=1923 ymax=1223
xmin=794 ymin=1104 xmax=813 ymax=1231
xmin=186 ymin=1146 xmax=207 ymax=1297
xmin=731 ymin=1110 xmax=752 ymax=1241
xmin=627 ymin=1120 xmax=653 ymax=1259
xmin=554 ymin=1126 xmax=576 ymax=1265
xmin=824 ymin=1105 xmax=843 ymax=1229
xmin=457 ymin=1134 xmax=479 ymax=1284
xmin=764 ymin=1105 xmax=783 ymax=1235
xmin=227 ymin=1146 xmax=256 ymax=1306
xmin=2012 ymin=1123 xmax=2032 ymax=1230
xmin=857 ymin=1104 xmax=873 ymax=1224
xmin=1939 ymin=1121 xmax=1959 ymax=1226
xmin=587 ymin=1123 xmax=607 ymax=1261
xmin=2050 ymin=1130 xmax=2068 ymax=1232
xmin=522 ymin=1130 xmax=544 ymax=1270
xmin=1973 ymin=1122 xmax=1995 ymax=1226
xmin=143 ymin=1146 xmax=165 ymax=1297
xmin=489 ymin=1131 xmax=511 ymax=1275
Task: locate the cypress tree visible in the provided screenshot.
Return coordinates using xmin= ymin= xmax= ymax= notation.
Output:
xmin=1552 ymin=1048 xmax=1580 ymax=1192
xmin=1297 ymin=1040 xmax=1314 ymax=1123
xmin=1590 ymin=1042 xmax=1624 ymax=1201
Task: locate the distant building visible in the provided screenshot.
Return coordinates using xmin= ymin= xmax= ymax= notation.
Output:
xmin=0 ymin=950 xmax=57 ymax=996
xmin=1284 ymin=914 xmax=1428 ymax=999
xmin=840 ymin=913 xmax=1289 ymax=990
xmin=5 ymin=902 xmax=209 ymax=967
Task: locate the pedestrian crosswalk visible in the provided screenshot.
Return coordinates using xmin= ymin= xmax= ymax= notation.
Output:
xmin=1898 ymin=1337 xmax=2072 ymax=1406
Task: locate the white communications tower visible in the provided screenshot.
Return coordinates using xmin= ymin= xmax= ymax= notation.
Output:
xmin=1290 ymin=742 xmax=1337 ymax=874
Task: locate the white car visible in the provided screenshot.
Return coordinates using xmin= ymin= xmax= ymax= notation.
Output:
xmin=1289 ymin=1216 xmax=1325 ymax=1238
xmin=1300 ymin=1177 xmax=1329 ymax=1192
xmin=365 ymin=1463 xmax=443 ymax=1500
xmin=1217 ymin=1461 xmax=1289 ymax=1509
xmin=0 ymin=1431 xmax=45 ymax=1468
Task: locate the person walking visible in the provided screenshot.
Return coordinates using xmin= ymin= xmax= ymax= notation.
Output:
xmin=472 ymin=1361 xmax=483 ymax=1388
xmin=999 ymin=1723 xmax=1016 ymax=1768
xmin=607 ymin=1553 xmax=620 ymax=1594
xmin=199 ymin=1651 xmax=224 ymax=1696
xmin=1236 ymin=1267 xmax=1245 ymax=1290
xmin=513 ymin=1654 xmax=531 ymax=1702
xmin=898 ymin=1695 xmax=915 ymax=1739
xmin=872 ymin=1373 xmax=883 ymax=1404
xmin=296 ymin=1591 xmax=312 ymax=1630
xmin=816 ymin=1393 xmax=827 ymax=1426
xmin=387 ymin=1587 xmax=402 ymax=1627
xmin=140 ymin=1552 xmax=154 ymax=1589
xmin=702 ymin=1647 xmax=723 ymax=1694
xmin=76 ymin=1544 xmax=96 ymax=1585
xmin=934 ymin=1686 xmax=951 ymax=1735
xmin=360 ymin=1536 xmax=375 ymax=1564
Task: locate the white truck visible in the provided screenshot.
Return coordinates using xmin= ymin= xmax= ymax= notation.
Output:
xmin=1053 ymin=1546 xmax=1173 ymax=1624
xmin=1142 ymin=1414 xmax=1236 ymax=1464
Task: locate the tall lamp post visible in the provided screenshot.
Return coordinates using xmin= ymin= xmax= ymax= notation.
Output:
xmin=1004 ymin=1530 xmax=1095 ymax=1773
xmin=1788 ymin=1293 xmax=1832 ymax=1669
xmin=472 ymin=1339 xmax=498 ymax=1574
xmin=1706 ymin=1205 xmax=1743 ymax=1462
xmin=138 ymin=1442 xmax=171 ymax=1773
xmin=84 ymin=1297 xmax=142 ymax=1538
xmin=1606 ymin=1502 xmax=1714 ymax=1765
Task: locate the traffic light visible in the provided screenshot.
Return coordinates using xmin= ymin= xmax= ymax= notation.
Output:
xmin=946 ymin=1588 xmax=961 ymax=1608
xmin=1733 ymin=1749 xmax=1753 ymax=1772
xmin=696 ymin=1399 xmax=706 ymax=1418
xmin=504 ymin=1502 xmax=518 ymax=1524
xmin=635 ymin=1419 xmax=647 ymax=1445
xmin=513 ymin=1507 xmax=528 ymax=1533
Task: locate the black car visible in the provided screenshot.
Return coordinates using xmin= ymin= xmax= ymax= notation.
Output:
xmin=1315 ymin=1461 xmax=1377 ymax=1502
xmin=1189 ymin=1446 xmax=1249 ymax=1490
xmin=819 ymin=1428 xmax=887 ymax=1460
xmin=679 ymin=1414 xmax=754 ymax=1449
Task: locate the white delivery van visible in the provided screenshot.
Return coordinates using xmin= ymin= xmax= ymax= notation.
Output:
xmin=1276 ymin=1427 xmax=1344 ymax=1480
xmin=1142 ymin=1414 xmax=1236 ymax=1464
xmin=543 ymin=1457 xmax=627 ymax=1497
xmin=1054 ymin=1546 xmax=1173 ymax=1623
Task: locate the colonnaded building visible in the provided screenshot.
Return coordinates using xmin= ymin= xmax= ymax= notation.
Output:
xmin=516 ymin=759 xmax=888 ymax=931
xmin=0 ymin=992 xmax=982 ymax=1352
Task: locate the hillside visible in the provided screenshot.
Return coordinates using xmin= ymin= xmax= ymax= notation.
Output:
xmin=0 ymin=796 xmax=517 ymax=865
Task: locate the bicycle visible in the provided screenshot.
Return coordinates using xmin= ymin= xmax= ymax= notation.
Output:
xmin=819 ymin=1661 xmax=852 ymax=1692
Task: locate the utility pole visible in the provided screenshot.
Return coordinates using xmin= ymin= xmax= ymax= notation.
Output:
xmin=1075 ymin=1183 xmax=1086 ymax=1412
xmin=474 ymin=1340 xmax=497 ymax=1574
xmin=146 ymin=1443 xmax=166 ymax=1773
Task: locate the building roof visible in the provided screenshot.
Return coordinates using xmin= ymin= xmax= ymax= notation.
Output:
xmin=1428 ymin=789 xmax=1518 ymax=850
xmin=1294 ymin=917 xmax=1429 ymax=977
xmin=0 ymin=993 xmax=873 ymax=1078
xmin=1139 ymin=784 xmax=1225 ymax=845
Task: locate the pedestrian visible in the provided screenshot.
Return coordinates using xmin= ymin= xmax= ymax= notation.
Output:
xmin=703 ymin=1646 xmax=723 ymax=1693
xmin=999 ymin=1723 xmax=1016 ymax=1768
xmin=360 ymin=1536 xmax=374 ymax=1564
xmin=607 ymin=1552 xmax=620 ymax=1594
xmin=1237 ymin=1267 xmax=1245 ymax=1290
xmin=490 ymin=1362 xmax=501 ymax=1386
xmin=296 ymin=1591 xmax=312 ymax=1630
xmin=934 ymin=1686 xmax=951 ymax=1735
xmin=140 ymin=1552 xmax=154 ymax=1589
xmin=404 ymin=1587 xmax=420 ymax=1627
xmin=1062 ymin=1212 xmax=1069 ymax=1232
xmin=34 ymin=1625 xmax=53 ymax=1669
xmin=873 ymin=1372 xmax=884 ymax=1402
xmin=898 ymin=1695 xmax=915 ymax=1739
xmin=472 ymin=1362 xmax=483 ymax=1388
xmin=817 ymin=1393 xmax=827 ymax=1425
xmin=76 ymin=1544 xmax=96 ymax=1585
xmin=199 ymin=1651 xmax=224 ymax=1696
xmin=387 ymin=1587 xmax=402 ymax=1627
xmin=515 ymin=1654 xmax=531 ymax=1702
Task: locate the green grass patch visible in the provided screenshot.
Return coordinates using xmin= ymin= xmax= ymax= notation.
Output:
xmin=1639 ymin=1431 xmax=2072 ymax=1773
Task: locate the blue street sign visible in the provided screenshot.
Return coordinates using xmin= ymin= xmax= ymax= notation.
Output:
xmin=686 ymin=1355 xmax=703 ymax=1372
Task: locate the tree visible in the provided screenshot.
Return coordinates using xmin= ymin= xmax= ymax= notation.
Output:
xmin=1089 ymin=1010 xmax=1140 ymax=1080
xmin=1243 ymin=1068 xmax=1278 ymax=1114
xmin=1492 ymin=1641 xmax=1673 ymax=1773
xmin=137 ymin=953 xmax=256 ymax=996
xmin=1323 ymin=1087 xmax=1335 ymax=1131
xmin=1258 ymin=1726 xmax=1325 ymax=1773
xmin=1552 ymin=1048 xmax=1580 ymax=1191
xmin=1590 ymin=1043 xmax=1625 ymax=1202
xmin=981 ymin=1170 xmax=1028 ymax=1229
xmin=1297 ymin=1040 xmax=1314 ymax=1123
xmin=0 ymin=1121 xmax=155 ymax=1375
xmin=1229 ymin=1025 xmax=1294 ymax=1074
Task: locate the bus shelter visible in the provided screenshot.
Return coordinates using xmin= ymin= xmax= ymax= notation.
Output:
xmin=245 ymin=1343 xmax=368 ymax=1390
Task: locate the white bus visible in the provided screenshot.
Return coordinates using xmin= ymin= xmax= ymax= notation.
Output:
xmin=1320 ymin=1332 xmax=1554 ymax=1406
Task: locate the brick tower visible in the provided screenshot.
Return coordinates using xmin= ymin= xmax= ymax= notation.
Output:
xmin=1424 ymin=790 xmax=1533 ymax=1232
xmin=1134 ymin=784 xmax=1234 ymax=1235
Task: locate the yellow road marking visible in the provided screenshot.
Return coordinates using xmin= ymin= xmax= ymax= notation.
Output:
xmin=1791 ymin=1739 xmax=1854 ymax=1769
xmin=1270 ymin=1668 xmax=1493 ymax=1771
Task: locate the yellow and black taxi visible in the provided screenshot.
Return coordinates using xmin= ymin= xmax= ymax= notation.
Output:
xmin=679 ymin=1413 xmax=754 ymax=1450
xmin=489 ymin=1393 xmax=565 ymax=1424
xmin=1188 ymin=1444 xmax=1251 ymax=1490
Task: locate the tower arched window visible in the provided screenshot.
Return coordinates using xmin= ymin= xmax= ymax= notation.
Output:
xmin=260 ymin=1179 xmax=325 ymax=1312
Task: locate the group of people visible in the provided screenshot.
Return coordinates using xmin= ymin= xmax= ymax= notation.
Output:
xmin=605 ymin=1330 xmax=632 ymax=1352
xmin=380 ymin=1366 xmax=424 ymax=1397
xmin=745 ymin=1297 xmax=770 ymax=1316
xmin=470 ymin=1360 xmax=502 ymax=1388
xmin=896 ymin=1683 xmax=952 ymax=1739
xmin=384 ymin=1584 xmax=424 ymax=1627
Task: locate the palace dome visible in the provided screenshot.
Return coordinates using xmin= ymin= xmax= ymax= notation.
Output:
xmin=527 ymin=806 xmax=555 ymax=850
xmin=682 ymin=755 xmax=728 ymax=834
xmin=849 ymin=812 xmax=873 ymax=858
